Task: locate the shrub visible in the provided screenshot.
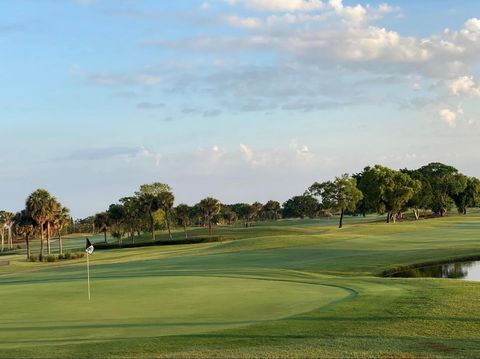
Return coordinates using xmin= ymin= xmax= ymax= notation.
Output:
xmin=63 ymin=252 xmax=72 ymax=259
xmin=58 ymin=253 xmax=65 ymax=260
xmin=29 ymin=255 xmax=37 ymax=262
xmin=46 ymin=255 xmax=57 ymax=262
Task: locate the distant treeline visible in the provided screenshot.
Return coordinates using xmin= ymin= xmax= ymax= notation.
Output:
xmin=3 ymin=162 xmax=479 ymax=260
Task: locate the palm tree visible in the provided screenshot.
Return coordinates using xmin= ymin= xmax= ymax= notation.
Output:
xmin=0 ymin=211 xmax=6 ymax=252
xmin=159 ymin=191 xmax=175 ymax=240
xmin=175 ymin=204 xmax=190 ymax=239
xmin=13 ymin=210 xmax=36 ymax=260
xmin=94 ymin=212 xmax=110 ymax=243
xmin=52 ymin=205 xmax=70 ymax=254
xmin=197 ymin=197 xmax=221 ymax=236
xmin=2 ymin=212 xmax=14 ymax=250
xmin=137 ymin=193 xmax=160 ymax=241
xmin=26 ymin=189 xmax=55 ymax=259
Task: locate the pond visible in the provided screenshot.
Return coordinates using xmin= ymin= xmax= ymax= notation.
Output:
xmin=388 ymin=260 xmax=480 ymax=281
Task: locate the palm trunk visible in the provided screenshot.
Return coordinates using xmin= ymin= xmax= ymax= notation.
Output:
xmin=413 ymin=209 xmax=419 ymax=220
xmin=58 ymin=233 xmax=63 ymax=254
xmin=1 ymin=228 xmax=4 ymax=252
xmin=339 ymin=209 xmax=344 ymax=229
xmin=386 ymin=212 xmax=390 ymax=223
xmin=47 ymin=222 xmax=51 ymax=255
xmin=104 ymin=229 xmax=107 ymax=244
xmin=39 ymin=224 xmax=44 ymax=259
xmin=8 ymin=226 xmax=12 ymax=249
xmin=184 ymin=223 xmax=188 ymax=239
xmin=166 ymin=213 xmax=172 ymax=240
xmin=150 ymin=212 xmax=155 ymax=241
xmin=208 ymin=219 xmax=212 ymax=236
xmin=26 ymin=235 xmax=31 ymax=260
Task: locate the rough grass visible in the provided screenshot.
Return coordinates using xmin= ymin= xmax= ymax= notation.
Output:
xmin=1 ymin=211 xmax=480 ymax=358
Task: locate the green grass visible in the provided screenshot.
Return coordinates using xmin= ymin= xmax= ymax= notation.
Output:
xmin=1 ymin=211 xmax=480 ymax=357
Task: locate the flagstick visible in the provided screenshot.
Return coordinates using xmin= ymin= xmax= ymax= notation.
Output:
xmin=87 ymin=252 xmax=91 ymax=301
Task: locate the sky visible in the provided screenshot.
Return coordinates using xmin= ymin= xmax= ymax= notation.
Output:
xmin=1 ymin=0 xmax=480 ymax=218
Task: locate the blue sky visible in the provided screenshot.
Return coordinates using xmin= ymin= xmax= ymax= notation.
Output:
xmin=1 ymin=0 xmax=480 ymax=217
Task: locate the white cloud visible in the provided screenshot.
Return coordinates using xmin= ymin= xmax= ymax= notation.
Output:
xmin=224 ymin=15 xmax=262 ymax=29
xmin=226 ymin=0 xmax=324 ymax=12
xmin=439 ymin=108 xmax=460 ymax=128
xmin=449 ymin=76 xmax=480 ymax=96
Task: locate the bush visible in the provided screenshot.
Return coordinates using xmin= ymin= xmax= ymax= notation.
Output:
xmin=29 ymin=254 xmax=38 ymax=262
xmin=71 ymin=252 xmax=85 ymax=259
xmin=46 ymin=255 xmax=57 ymax=262
xmin=58 ymin=253 xmax=65 ymax=260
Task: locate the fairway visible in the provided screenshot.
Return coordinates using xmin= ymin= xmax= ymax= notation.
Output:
xmin=2 ymin=213 xmax=480 ymax=358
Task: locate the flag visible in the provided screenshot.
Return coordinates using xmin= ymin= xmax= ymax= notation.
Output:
xmin=86 ymin=238 xmax=94 ymax=255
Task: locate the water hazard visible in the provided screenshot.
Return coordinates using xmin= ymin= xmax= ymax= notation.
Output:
xmin=388 ymin=260 xmax=480 ymax=281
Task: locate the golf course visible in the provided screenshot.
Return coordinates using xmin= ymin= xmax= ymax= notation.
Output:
xmin=1 ymin=212 xmax=480 ymax=358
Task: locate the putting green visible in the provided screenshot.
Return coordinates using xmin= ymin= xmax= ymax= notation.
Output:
xmin=0 ymin=275 xmax=349 ymax=348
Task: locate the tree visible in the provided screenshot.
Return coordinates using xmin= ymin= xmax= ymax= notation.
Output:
xmin=107 ymin=204 xmax=126 ymax=246
xmin=13 ymin=210 xmax=36 ymax=260
xmin=262 ymin=200 xmax=281 ymax=220
xmin=197 ymin=197 xmax=221 ymax=236
xmin=120 ymin=196 xmax=143 ymax=243
xmin=282 ymin=195 xmax=319 ymax=219
xmin=52 ymin=205 xmax=70 ymax=254
xmin=452 ymin=176 xmax=480 ymax=214
xmin=135 ymin=182 xmax=171 ymax=241
xmin=221 ymin=206 xmax=238 ymax=225
xmin=401 ymin=169 xmax=433 ymax=220
xmin=358 ymin=165 xmax=420 ymax=223
xmin=26 ymin=189 xmax=56 ymax=259
xmin=2 ymin=212 xmax=14 ymax=250
xmin=94 ymin=212 xmax=110 ymax=243
xmin=175 ymin=204 xmax=190 ymax=239
xmin=159 ymin=191 xmax=175 ymax=240
xmin=309 ymin=174 xmax=363 ymax=228
xmin=0 ymin=211 xmax=6 ymax=252
xmin=251 ymin=202 xmax=263 ymax=221
xmin=417 ymin=163 xmax=467 ymax=216
xmin=238 ymin=204 xmax=253 ymax=227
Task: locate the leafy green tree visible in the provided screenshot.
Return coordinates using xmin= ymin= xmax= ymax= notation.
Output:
xmin=452 ymin=176 xmax=480 ymax=214
xmin=282 ymin=195 xmax=319 ymax=219
xmin=401 ymin=169 xmax=433 ymax=220
xmin=159 ymin=191 xmax=175 ymax=240
xmin=13 ymin=210 xmax=36 ymax=260
xmin=135 ymin=182 xmax=171 ymax=241
xmin=309 ymin=174 xmax=363 ymax=228
xmin=197 ymin=197 xmax=221 ymax=236
xmin=175 ymin=204 xmax=191 ymax=238
xmin=262 ymin=200 xmax=281 ymax=220
xmin=238 ymin=204 xmax=253 ymax=227
xmin=417 ymin=163 xmax=467 ymax=216
xmin=120 ymin=196 xmax=143 ymax=243
xmin=26 ymin=189 xmax=56 ymax=259
xmin=358 ymin=165 xmax=420 ymax=223
xmin=107 ymin=204 xmax=126 ymax=246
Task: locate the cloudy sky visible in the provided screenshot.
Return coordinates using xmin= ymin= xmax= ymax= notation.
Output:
xmin=1 ymin=0 xmax=480 ymax=217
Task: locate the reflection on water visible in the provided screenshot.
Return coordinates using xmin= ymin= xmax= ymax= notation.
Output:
xmin=389 ymin=260 xmax=480 ymax=281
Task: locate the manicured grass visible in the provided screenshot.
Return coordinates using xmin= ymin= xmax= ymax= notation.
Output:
xmin=1 ymin=211 xmax=480 ymax=358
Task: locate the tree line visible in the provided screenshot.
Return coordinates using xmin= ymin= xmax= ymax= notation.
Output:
xmin=2 ymin=162 xmax=479 ymax=260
